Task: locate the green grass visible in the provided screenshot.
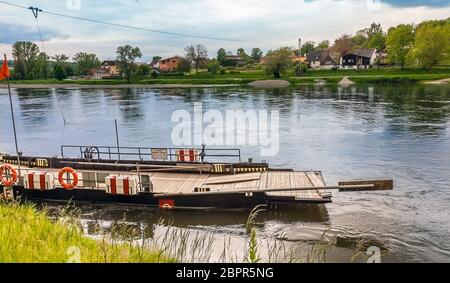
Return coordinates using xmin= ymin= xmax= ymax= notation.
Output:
xmin=0 ymin=201 xmax=173 ymax=263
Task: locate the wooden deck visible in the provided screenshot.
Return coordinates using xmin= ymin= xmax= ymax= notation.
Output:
xmin=149 ymin=171 xmax=327 ymax=201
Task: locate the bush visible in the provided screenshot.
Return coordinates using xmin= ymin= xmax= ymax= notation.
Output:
xmin=207 ymin=61 xmax=221 ymax=75
xmin=53 ymin=65 xmax=67 ymax=81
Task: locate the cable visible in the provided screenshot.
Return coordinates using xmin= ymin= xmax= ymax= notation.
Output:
xmin=0 ymin=0 xmax=242 ymax=42
xmin=30 ymin=7 xmax=46 ymax=54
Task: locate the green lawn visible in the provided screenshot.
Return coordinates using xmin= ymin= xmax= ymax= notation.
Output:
xmin=0 ymin=201 xmax=173 ymax=263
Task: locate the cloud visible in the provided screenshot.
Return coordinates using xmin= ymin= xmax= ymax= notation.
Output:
xmin=0 ymin=0 xmax=449 ymax=60
xmin=0 ymin=24 xmax=66 ymax=45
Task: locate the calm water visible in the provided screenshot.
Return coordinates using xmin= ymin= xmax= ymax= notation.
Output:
xmin=1 ymin=84 xmax=449 ymax=262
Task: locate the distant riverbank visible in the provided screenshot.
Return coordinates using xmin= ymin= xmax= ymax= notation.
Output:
xmin=1 ymin=68 xmax=449 ymax=89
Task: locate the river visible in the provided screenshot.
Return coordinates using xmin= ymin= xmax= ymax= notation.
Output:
xmin=1 ymin=84 xmax=449 ymax=262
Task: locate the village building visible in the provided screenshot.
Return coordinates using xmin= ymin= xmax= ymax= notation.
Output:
xmin=101 ymin=60 xmax=121 ymax=76
xmin=158 ymin=56 xmax=183 ymax=73
xmin=306 ymin=49 xmax=338 ymax=69
xmin=340 ymin=48 xmax=379 ymax=69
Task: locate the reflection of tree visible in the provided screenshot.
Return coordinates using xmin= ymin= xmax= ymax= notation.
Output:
xmin=379 ymin=85 xmax=450 ymax=135
xmin=16 ymin=88 xmax=54 ymax=125
xmin=103 ymin=88 xmax=144 ymax=123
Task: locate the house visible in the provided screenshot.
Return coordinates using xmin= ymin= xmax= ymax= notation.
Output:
xmin=259 ymin=51 xmax=307 ymax=65
xmin=223 ymin=55 xmax=247 ymax=67
xmin=159 ymin=56 xmax=183 ymax=73
xmin=374 ymin=48 xmax=389 ymax=66
xmin=340 ymin=48 xmax=377 ymax=69
xmin=149 ymin=58 xmax=160 ymax=69
xmin=306 ymin=49 xmax=338 ymax=69
xmin=101 ymin=60 xmax=121 ymax=76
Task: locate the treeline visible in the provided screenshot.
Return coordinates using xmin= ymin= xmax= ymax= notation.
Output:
xmin=293 ymin=18 xmax=450 ymax=69
xmin=11 ymin=41 xmax=102 ymax=80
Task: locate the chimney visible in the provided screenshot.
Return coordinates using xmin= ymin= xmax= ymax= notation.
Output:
xmin=298 ymin=38 xmax=302 ymax=57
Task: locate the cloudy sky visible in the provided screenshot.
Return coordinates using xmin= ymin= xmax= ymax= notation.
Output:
xmin=0 ymin=0 xmax=449 ymax=62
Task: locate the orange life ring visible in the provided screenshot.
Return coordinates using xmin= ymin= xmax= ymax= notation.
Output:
xmin=58 ymin=167 xmax=79 ymax=190
xmin=0 ymin=164 xmax=18 ymax=187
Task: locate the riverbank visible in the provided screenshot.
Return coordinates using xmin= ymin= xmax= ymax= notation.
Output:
xmin=0 ymin=201 xmax=172 ymax=263
xmin=1 ymin=68 xmax=449 ymax=88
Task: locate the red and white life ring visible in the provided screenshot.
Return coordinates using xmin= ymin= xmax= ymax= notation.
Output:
xmin=58 ymin=167 xmax=79 ymax=190
xmin=0 ymin=164 xmax=18 ymax=187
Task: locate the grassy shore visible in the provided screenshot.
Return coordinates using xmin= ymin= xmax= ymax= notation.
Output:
xmin=1 ymin=68 xmax=449 ymax=87
xmin=0 ymin=201 xmax=173 ymax=263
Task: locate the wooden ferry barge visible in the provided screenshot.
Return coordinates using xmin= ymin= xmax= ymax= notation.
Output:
xmin=0 ymin=145 xmax=393 ymax=211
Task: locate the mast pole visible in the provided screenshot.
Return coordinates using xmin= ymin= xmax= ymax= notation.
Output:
xmin=4 ymin=54 xmax=21 ymax=176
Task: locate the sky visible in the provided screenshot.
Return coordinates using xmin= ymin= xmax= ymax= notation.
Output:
xmin=0 ymin=0 xmax=449 ymax=62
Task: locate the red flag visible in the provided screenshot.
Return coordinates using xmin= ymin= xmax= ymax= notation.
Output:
xmin=0 ymin=57 xmax=10 ymax=80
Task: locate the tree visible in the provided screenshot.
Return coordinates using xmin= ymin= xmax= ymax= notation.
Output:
xmin=207 ymin=60 xmax=221 ymax=75
xmin=408 ymin=22 xmax=450 ymax=69
xmin=152 ymin=56 xmax=162 ymax=62
xmin=116 ymin=45 xmax=142 ymax=83
xmin=54 ymin=64 xmax=67 ymax=81
xmin=52 ymin=54 xmax=69 ymax=64
xmin=73 ymin=52 xmax=101 ymax=75
xmin=265 ymin=47 xmax=292 ymax=78
xmin=331 ymin=35 xmax=354 ymax=60
xmin=12 ymin=41 xmax=40 ymax=79
xmin=34 ymin=52 xmax=50 ymax=79
xmin=137 ymin=64 xmax=151 ymax=77
xmin=217 ymin=48 xmax=227 ymax=65
xmin=317 ymin=40 xmax=330 ymax=49
xmin=353 ymin=23 xmax=386 ymax=49
xmin=300 ymin=41 xmax=315 ymax=55
xmin=368 ymin=32 xmax=386 ymax=49
xmin=185 ymin=44 xmax=208 ymax=74
xmin=177 ymin=58 xmax=192 ymax=74
xmin=386 ymin=24 xmax=415 ymax=68
xmin=293 ymin=61 xmax=308 ymax=76
xmin=237 ymin=48 xmax=249 ymax=60
xmin=251 ymin=48 xmax=263 ymax=62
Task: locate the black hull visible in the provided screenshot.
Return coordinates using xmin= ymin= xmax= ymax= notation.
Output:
xmin=2 ymin=186 xmax=331 ymax=211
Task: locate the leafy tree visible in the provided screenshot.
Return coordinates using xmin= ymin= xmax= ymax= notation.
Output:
xmin=353 ymin=23 xmax=386 ymax=49
xmin=137 ymin=64 xmax=151 ymax=77
xmin=293 ymin=61 xmax=308 ymax=76
xmin=152 ymin=56 xmax=162 ymax=62
xmin=265 ymin=47 xmax=292 ymax=78
xmin=317 ymin=40 xmax=330 ymax=49
xmin=251 ymin=48 xmax=263 ymax=62
xmin=177 ymin=58 xmax=192 ymax=74
xmin=237 ymin=48 xmax=249 ymax=60
xmin=65 ymin=66 xmax=75 ymax=77
xmin=331 ymin=35 xmax=354 ymax=60
xmin=408 ymin=22 xmax=450 ymax=69
xmin=368 ymin=32 xmax=386 ymax=49
xmin=300 ymin=41 xmax=315 ymax=55
xmin=207 ymin=60 xmax=221 ymax=75
xmin=52 ymin=54 xmax=69 ymax=64
xmin=386 ymin=24 xmax=415 ymax=68
xmin=12 ymin=41 xmax=40 ymax=79
xmin=217 ymin=48 xmax=227 ymax=65
xmin=73 ymin=52 xmax=101 ymax=75
xmin=185 ymin=44 xmax=208 ymax=74
xmin=116 ymin=45 xmax=142 ymax=83
xmin=34 ymin=52 xmax=50 ymax=79
xmin=54 ymin=64 xmax=67 ymax=81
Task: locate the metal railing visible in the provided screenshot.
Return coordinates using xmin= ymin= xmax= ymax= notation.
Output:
xmin=60 ymin=145 xmax=241 ymax=163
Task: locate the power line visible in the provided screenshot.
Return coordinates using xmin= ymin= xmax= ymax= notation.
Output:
xmin=0 ymin=0 xmax=242 ymax=42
